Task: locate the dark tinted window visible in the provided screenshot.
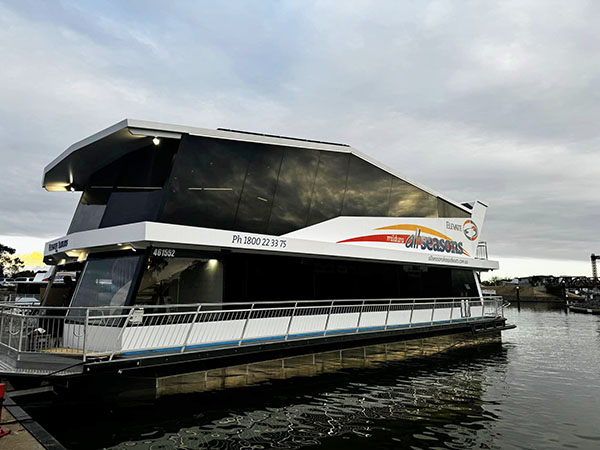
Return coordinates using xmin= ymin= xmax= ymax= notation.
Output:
xmin=234 ymin=145 xmax=283 ymax=233
xmin=388 ymin=178 xmax=438 ymax=217
xmin=267 ymin=148 xmax=319 ymax=235
xmin=438 ymin=198 xmax=469 ymax=218
xmin=112 ymin=144 xmax=175 ymax=189
xmin=307 ymin=152 xmax=350 ymax=226
xmin=222 ymin=253 xmax=478 ymax=302
xmin=451 ymin=269 xmax=477 ymax=297
xmin=68 ymin=189 xmax=111 ymax=234
xmin=136 ymin=257 xmax=223 ymax=305
xmin=68 ymin=140 xmax=178 ymax=233
xmin=342 ymin=156 xmax=392 ymax=216
xmin=100 ymin=190 xmax=163 ymax=227
xmin=160 ymin=136 xmax=252 ymax=229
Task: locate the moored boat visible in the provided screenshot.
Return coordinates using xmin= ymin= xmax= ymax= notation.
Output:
xmin=0 ymin=120 xmax=512 ymax=381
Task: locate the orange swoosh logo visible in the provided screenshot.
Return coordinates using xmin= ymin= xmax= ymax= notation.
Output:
xmin=376 ymin=224 xmax=453 ymax=241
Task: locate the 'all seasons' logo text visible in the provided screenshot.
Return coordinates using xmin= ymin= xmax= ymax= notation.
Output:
xmin=463 ymin=220 xmax=478 ymax=241
xmin=405 ymin=228 xmax=464 ymax=255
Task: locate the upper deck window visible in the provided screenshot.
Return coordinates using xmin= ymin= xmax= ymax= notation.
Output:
xmin=267 ymin=148 xmax=320 ymax=235
xmin=342 ymin=157 xmax=392 ymax=216
xmin=388 ymin=178 xmax=439 ymax=217
xmin=67 ymin=140 xmax=178 ymax=233
xmin=65 ymin=134 xmax=469 ymax=236
xmin=160 ymin=136 xmax=252 ymax=230
xmin=306 ymin=152 xmax=350 ymax=226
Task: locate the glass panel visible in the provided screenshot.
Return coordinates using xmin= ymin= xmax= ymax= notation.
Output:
xmin=67 ymin=141 xmax=178 ymax=233
xmin=69 ymin=255 xmax=140 ymax=313
xmin=234 ymin=145 xmax=283 ymax=233
xmin=100 ymin=190 xmax=163 ymax=228
xmin=388 ymin=178 xmax=438 ymax=217
xmin=307 ymin=151 xmax=350 ymax=226
xmin=67 ymin=189 xmax=110 ymax=233
xmin=135 ymin=256 xmax=223 ymax=306
xmin=421 ymin=266 xmax=452 ymax=297
xmin=342 ymin=156 xmax=392 ymax=216
xmin=451 ymin=269 xmax=478 ymax=297
xmin=223 ymin=253 xmax=463 ymax=301
xmin=437 ymin=198 xmax=470 ymax=218
xmin=267 ymin=147 xmax=319 ymax=235
xmin=112 ymin=144 xmax=176 ymax=190
xmin=160 ymin=136 xmax=252 ymax=230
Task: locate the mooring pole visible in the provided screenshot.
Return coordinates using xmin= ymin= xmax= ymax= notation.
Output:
xmin=516 ymin=284 xmax=521 ymax=311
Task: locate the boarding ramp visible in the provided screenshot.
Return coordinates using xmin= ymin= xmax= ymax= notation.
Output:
xmin=0 ymin=296 xmax=506 ymax=377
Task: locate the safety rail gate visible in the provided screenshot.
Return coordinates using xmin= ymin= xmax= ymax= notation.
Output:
xmin=0 ymin=296 xmax=505 ymax=375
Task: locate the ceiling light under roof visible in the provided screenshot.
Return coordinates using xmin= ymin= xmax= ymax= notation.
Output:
xmin=153 ymin=137 xmax=160 ymax=146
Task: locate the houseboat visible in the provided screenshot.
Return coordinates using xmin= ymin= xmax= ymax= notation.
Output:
xmin=0 ymin=119 xmax=510 ymax=381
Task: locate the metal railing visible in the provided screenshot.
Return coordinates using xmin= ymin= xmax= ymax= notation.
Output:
xmin=0 ymin=296 xmax=504 ymax=366
xmin=1 ymin=293 xmax=41 ymax=303
xmin=476 ymin=241 xmax=489 ymax=260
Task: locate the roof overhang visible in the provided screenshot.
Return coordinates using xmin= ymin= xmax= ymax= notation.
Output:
xmin=42 ymin=119 xmax=185 ymax=191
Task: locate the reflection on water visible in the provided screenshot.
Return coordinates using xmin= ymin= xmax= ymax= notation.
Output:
xmin=113 ymin=360 xmax=496 ymax=450
xmin=157 ymin=333 xmax=499 ymax=397
xmin=27 ymin=303 xmax=600 ymax=449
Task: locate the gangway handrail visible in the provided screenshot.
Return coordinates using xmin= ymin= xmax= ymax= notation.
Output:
xmin=0 ymin=296 xmax=505 ymax=375
xmin=0 ymin=295 xmax=502 ymax=311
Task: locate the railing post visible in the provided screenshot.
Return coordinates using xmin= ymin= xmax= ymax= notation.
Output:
xmin=0 ymin=307 xmax=5 ymax=345
xmin=239 ymin=303 xmax=254 ymax=346
xmin=384 ymin=299 xmax=392 ymax=330
xmin=450 ymin=298 xmax=456 ymax=323
xmin=480 ymin=295 xmax=485 ymax=318
xmin=181 ymin=305 xmax=202 ymax=353
xmin=430 ymin=299 xmax=436 ymax=325
xmin=323 ymin=300 xmax=334 ymax=336
xmin=284 ymin=302 xmax=298 ymax=341
xmin=356 ymin=300 xmax=365 ymax=333
xmin=18 ymin=315 xmax=24 ymax=354
xmin=82 ymin=308 xmax=89 ymax=362
xmin=409 ymin=299 xmax=415 ymax=328
xmin=7 ymin=313 xmax=13 ymax=350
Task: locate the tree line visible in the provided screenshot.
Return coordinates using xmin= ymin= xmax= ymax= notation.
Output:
xmin=0 ymin=243 xmax=25 ymax=278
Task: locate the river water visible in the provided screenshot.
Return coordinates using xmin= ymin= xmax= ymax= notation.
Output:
xmin=29 ymin=303 xmax=600 ymax=449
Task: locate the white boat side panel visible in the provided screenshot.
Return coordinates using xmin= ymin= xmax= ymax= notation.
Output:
xmin=283 ymin=215 xmax=486 ymax=258
xmin=44 ymin=221 xmax=499 ymax=270
xmin=243 ymin=317 xmax=290 ymax=339
xmin=288 ymin=315 xmax=328 ymax=335
xmin=359 ymin=311 xmax=387 ymax=328
xmin=387 ymin=310 xmax=412 ymax=327
xmin=327 ymin=312 xmax=360 ymax=331
xmin=188 ymin=320 xmax=246 ymax=345
xmin=63 ymin=323 xmax=121 ymax=352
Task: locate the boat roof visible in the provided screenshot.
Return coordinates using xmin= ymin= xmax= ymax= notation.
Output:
xmin=43 ymin=119 xmax=472 ymax=214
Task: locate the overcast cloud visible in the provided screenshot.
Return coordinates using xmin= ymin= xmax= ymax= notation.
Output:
xmin=1 ymin=0 xmax=599 ymax=273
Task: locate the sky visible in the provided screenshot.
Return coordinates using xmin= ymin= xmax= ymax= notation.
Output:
xmin=0 ymin=0 xmax=598 ymax=279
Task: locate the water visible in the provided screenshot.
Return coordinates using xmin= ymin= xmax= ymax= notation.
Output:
xmin=26 ymin=303 xmax=600 ymax=449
